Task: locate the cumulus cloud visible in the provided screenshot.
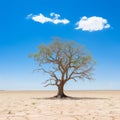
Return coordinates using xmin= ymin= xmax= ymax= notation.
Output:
xmin=27 ymin=12 xmax=70 ymax=24
xmin=75 ymin=16 xmax=110 ymax=32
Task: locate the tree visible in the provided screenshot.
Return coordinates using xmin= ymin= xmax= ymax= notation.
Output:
xmin=31 ymin=38 xmax=95 ymax=98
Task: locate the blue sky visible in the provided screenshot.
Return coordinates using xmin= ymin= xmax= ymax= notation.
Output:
xmin=0 ymin=0 xmax=120 ymax=90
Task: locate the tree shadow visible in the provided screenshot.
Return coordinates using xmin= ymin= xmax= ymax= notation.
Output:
xmin=32 ymin=96 xmax=108 ymax=100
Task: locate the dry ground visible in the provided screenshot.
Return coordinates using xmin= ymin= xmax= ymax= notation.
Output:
xmin=0 ymin=90 xmax=120 ymax=120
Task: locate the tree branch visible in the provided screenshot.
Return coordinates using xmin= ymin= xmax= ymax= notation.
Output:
xmin=44 ymin=83 xmax=57 ymax=87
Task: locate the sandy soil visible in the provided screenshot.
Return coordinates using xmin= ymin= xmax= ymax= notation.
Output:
xmin=0 ymin=90 xmax=120 ymax=120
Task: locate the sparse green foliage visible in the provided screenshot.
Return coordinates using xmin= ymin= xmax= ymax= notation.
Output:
xmin=31 ymin=38 xmax=95 ymax=98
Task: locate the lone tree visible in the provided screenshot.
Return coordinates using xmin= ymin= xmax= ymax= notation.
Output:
xmin=31 ymin=38 xmax=95 ymax=98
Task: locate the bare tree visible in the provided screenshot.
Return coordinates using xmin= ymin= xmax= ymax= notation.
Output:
xmin=31 ymin=38 xmax=95 ymax=98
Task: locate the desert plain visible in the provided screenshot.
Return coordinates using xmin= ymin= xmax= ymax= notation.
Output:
xmin=0 ymin=90 xmax=120 ymax=120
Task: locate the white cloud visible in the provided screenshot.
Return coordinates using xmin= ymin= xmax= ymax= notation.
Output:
xmin=27 ymin=12 xmax=70 ymax=25
xmin=50 ymin=12 xmax=60 ymax=19
xmin=75 ymin=16 xmax=110 ymax=32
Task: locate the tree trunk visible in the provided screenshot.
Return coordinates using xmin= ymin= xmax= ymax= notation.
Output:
xmin=55 ymin=83 xmax=67 ymax=98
